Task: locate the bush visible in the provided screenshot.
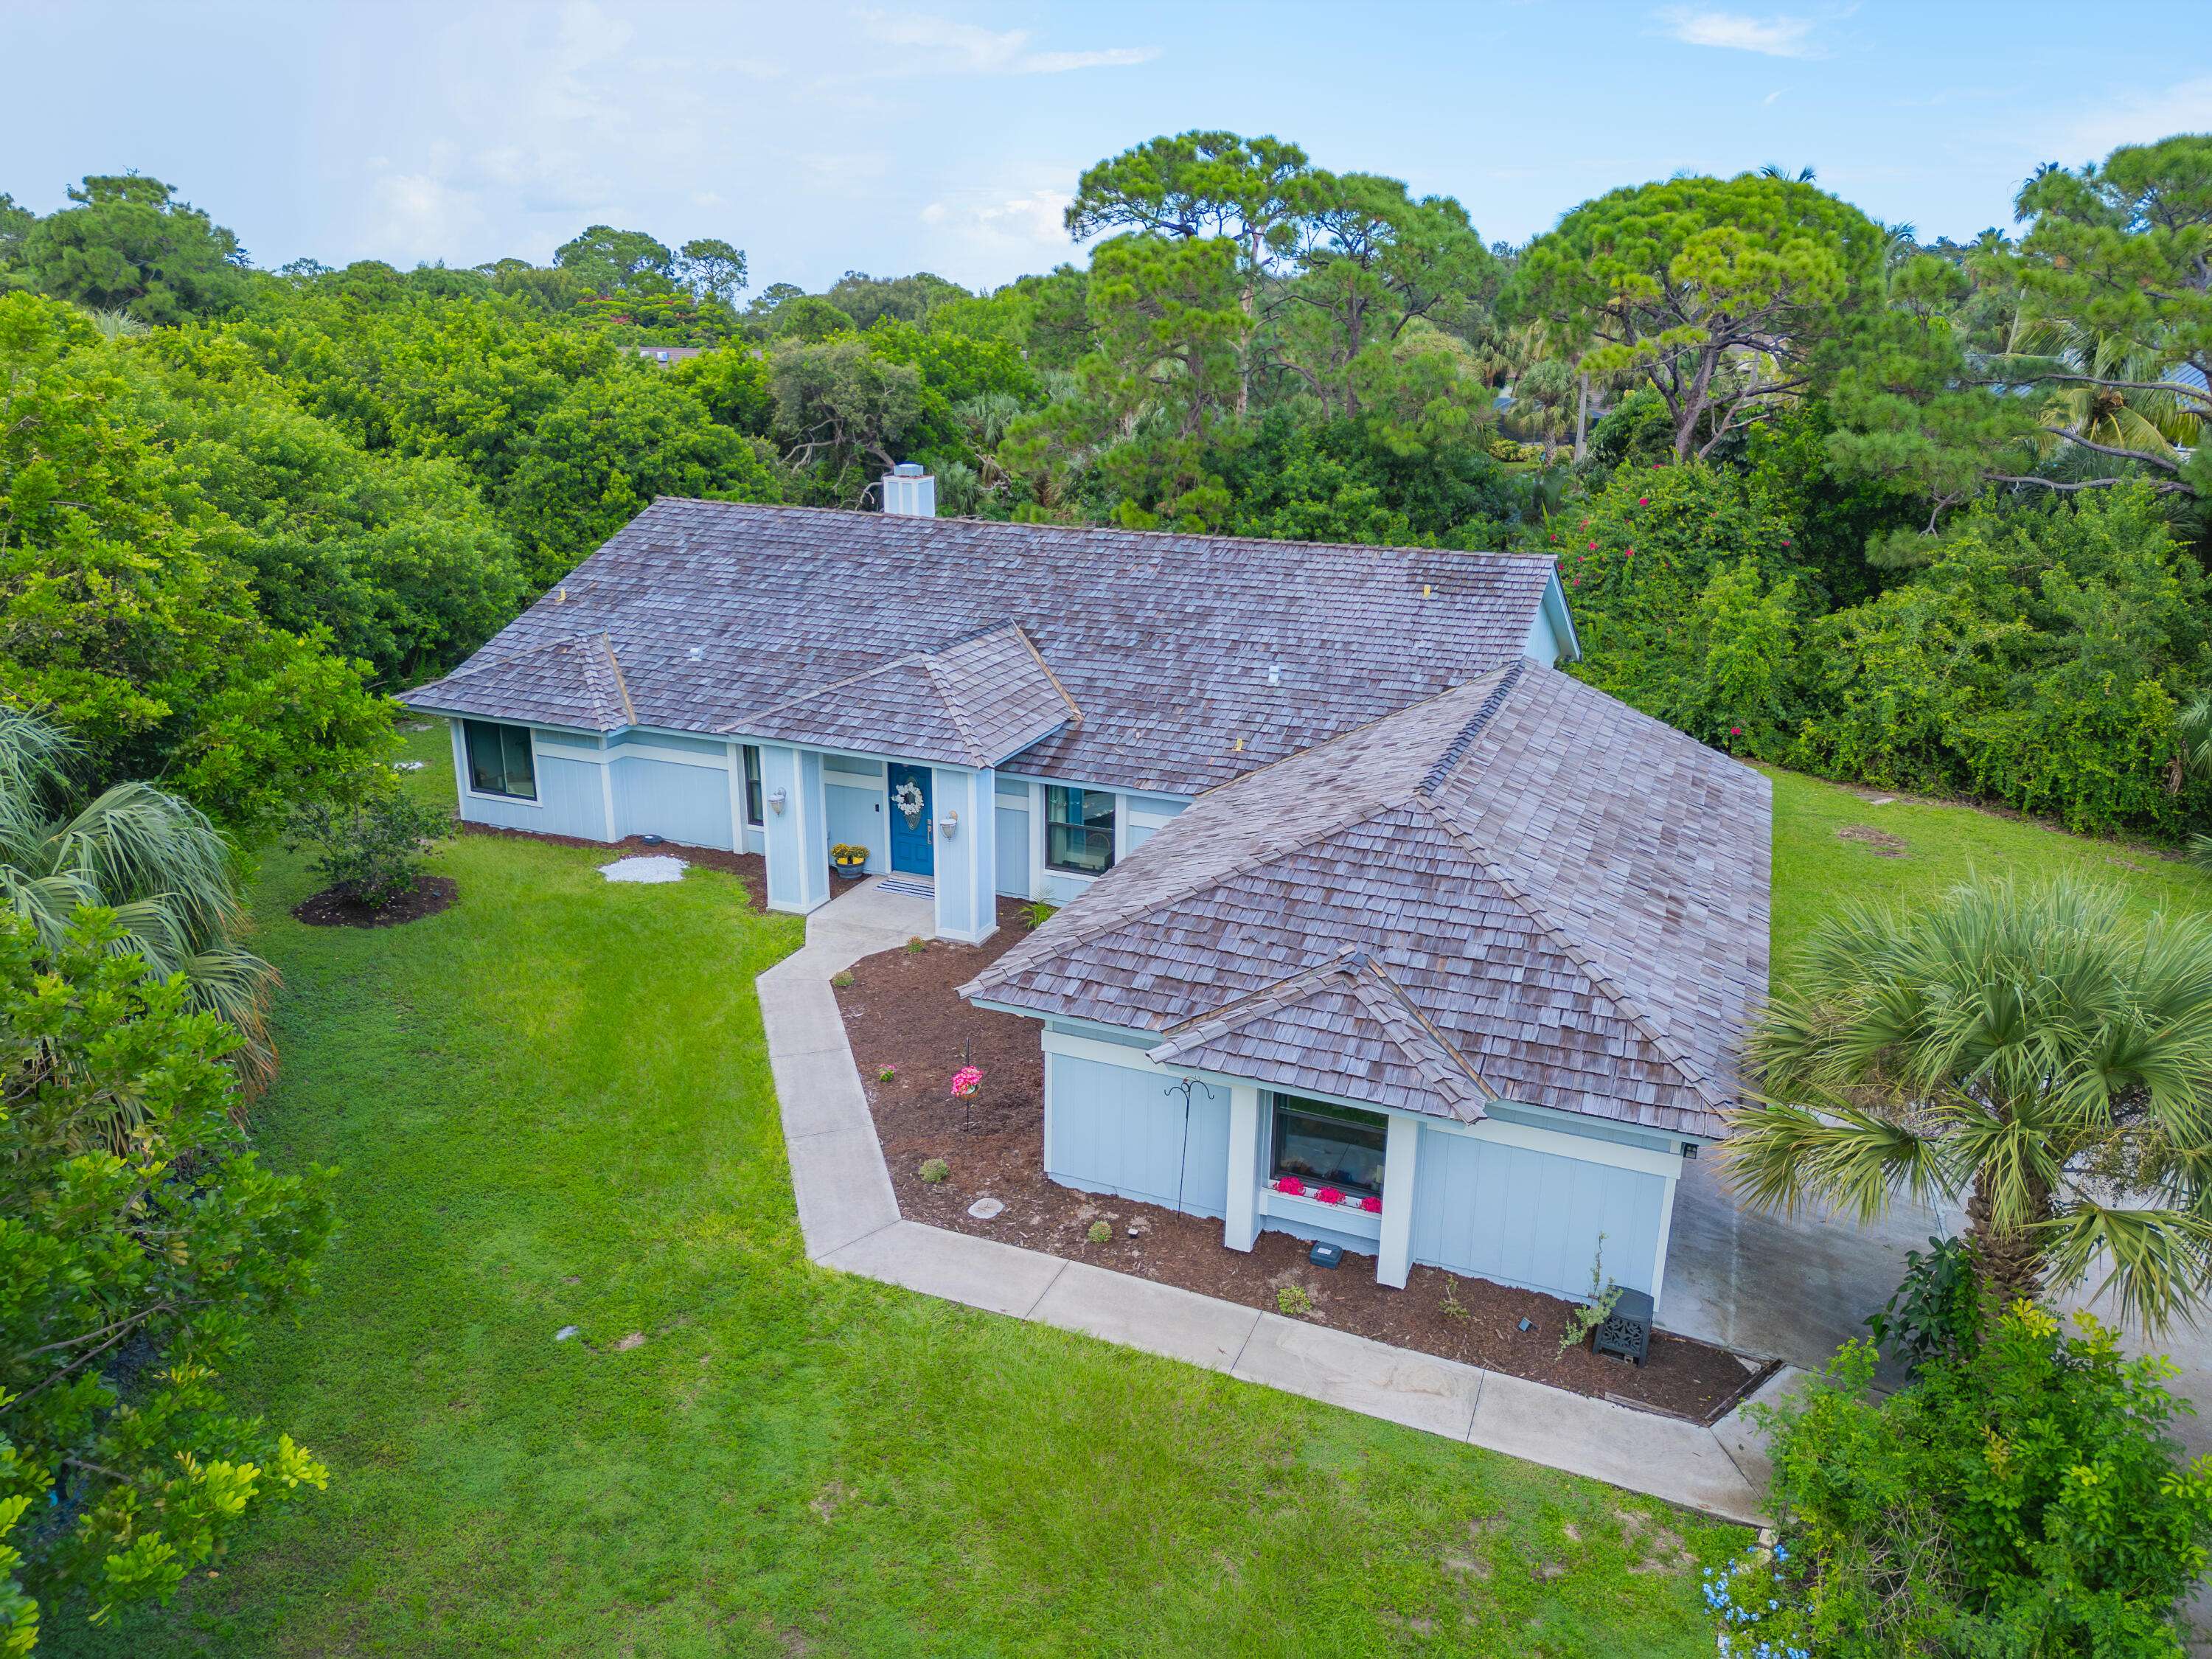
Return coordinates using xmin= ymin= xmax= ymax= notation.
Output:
xmin=1865 ymin=1235 xmax=1980 ymax=1374
xmin=285 ymin=785 xmax=452 ymax=906
xmin=1742 ymin=1303 xmax=2212 ymax=1656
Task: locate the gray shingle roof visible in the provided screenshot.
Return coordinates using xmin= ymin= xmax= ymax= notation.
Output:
xmin=427 ymin=632 xmax=636 ymax=729
xmin=399 ymin=500 xmax=1560 ymax=796
xmin=731 ymin=622 xmax=1078 ymax=769
xmin=961 ymin=662 xmax=1771 ymax=1139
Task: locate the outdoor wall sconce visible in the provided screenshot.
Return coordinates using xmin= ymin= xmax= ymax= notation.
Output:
xmin=768 ymin=787 xmax=787 ymax=815
xmin=937 ymin=810 xmax=959 ymax=839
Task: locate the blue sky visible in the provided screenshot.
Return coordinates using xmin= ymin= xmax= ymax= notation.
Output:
xmin=4 ymin=0 xmax=2208 ymax=294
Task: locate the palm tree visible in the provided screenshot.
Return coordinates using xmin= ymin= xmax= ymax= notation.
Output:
xmin=1722 ymin=874 xmax=2212 ymax=1334
xmin=0 ymin=707 xmax=276 ymax=1094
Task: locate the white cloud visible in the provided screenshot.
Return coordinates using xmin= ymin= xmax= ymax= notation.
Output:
xmin=2059 ymin=75 xmax=2212 ymax=162
xmin=1656 ymin=8 xmax=1823 ymax=58
xmin=919 ymin=202 xmax=946 ymax=223
xmin=1763 ymin=88 xmax=1785 ymax=105
xmin=371 ymin=173 xmax=484 ymax=261
xmin=858 ymin=11 xmax=1159 ymax=74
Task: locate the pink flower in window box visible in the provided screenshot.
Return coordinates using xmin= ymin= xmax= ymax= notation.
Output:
xmin=1360 ymin=1195 xmax=1382 ymax=1214
xmin=1273 ymin=1177 xmax=1305 ymax=1197
xmin=1314 ymin=1186 xmax=1346 ymax=1206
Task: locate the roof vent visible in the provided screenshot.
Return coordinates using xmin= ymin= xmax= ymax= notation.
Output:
xmin=1266 ymin=663 xmax=1283 ymax=686
xmin=686 ymin=646 xmax=704 ymax=662
xmin=882 ymin=465 xmax=936 ymax=518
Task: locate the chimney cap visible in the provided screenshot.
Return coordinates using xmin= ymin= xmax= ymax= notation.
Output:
xmin=893 ymin=462 xmax=925 ymax=477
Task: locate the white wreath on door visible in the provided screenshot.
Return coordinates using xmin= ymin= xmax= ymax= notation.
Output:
xmin=893 ymin=779 xmax=926 ymax=828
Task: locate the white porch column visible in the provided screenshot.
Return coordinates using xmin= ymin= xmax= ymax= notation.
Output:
xmin=929 ymin=765 xmax=998 ymax=944
xmin=762 ymin=745 xmax=830 ymax=914
xmin=1223 ymin=1085 xmax=1262 ymax=1252
xmin=1377 ymin=1113 xmax=1422 ymax=1289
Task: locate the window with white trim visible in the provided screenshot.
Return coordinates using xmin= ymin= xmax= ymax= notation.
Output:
xmin=742 ymin=745 xmax=764 ymax=826
xmin=1045 ymin=785 xmax=1115 ymax=875
xmin=463 ymin=720 xmax=537 ymax=800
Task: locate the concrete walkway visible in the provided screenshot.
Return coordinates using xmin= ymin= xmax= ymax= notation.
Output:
xmin=760 ymin=880 xmax=1801 ymax=1528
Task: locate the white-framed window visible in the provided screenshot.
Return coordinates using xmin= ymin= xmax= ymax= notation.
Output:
xmin=1044 ymin=785 xmax=1116 ymax=875
xmin=463 ymin=720 xmax=538 ymax=800
xmin=742 ymin=745 xmax=765 ymax=826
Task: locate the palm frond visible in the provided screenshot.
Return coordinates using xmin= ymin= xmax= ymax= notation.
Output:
xmin=1720 ymin=1102 xmax=1949 ymax=1220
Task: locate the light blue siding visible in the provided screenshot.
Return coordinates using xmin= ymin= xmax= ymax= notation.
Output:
xmin=1409 ymin=1126 xmax=1663 ymax=1298
xmin=1046 ymin=1054 xmax=1231 ymax=1219
xmin=459 ymin=749 xmax=608 ymax=839
xmin=994 ymin=804 xmax=1028 ymax=895
xmin=1041 ymin=872 xmax=1093 ymax=906
xmin=931 ymin=765 xmax=974 ymax=919
xmin=610 ymin=755 xmax=734 ymax=849
xmin=827 ymin=779 xmax=886 ymax=872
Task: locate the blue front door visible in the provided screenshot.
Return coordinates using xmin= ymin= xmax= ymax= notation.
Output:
xmin=887 ymin=764 xmax=934 ymax=876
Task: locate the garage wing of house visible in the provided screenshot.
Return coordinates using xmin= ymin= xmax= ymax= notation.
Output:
xmin=959 ymin=658 xmax=1773 ymax=1310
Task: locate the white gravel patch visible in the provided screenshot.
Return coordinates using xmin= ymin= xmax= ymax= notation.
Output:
xmin=598 ymin=855 xmax=689 ymax=883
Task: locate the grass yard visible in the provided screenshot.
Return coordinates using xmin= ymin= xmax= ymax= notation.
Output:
xmin=1764 ymin=765 xmax=2212 ymax=990
xmin=41 ymin=723 xmax=1748 ymax=1659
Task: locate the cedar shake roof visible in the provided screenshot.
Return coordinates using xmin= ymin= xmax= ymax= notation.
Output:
xmin=399 ymin=499 xmax=1563 ymax=796
xmin=962 ymin=662 xmax=1771 ymax=1139
xmin=730 ymin=622 xmax=1078 ymax=770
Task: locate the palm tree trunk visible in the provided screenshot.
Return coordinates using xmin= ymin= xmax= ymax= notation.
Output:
xmin=1965 ymin=1175 xmax=2052 ymax=1310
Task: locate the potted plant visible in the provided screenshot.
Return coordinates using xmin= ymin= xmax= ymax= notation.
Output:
xmin=831 ymin=844 xmax=870 ymax=879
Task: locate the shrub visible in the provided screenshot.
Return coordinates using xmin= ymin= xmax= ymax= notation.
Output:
xmin=284 ymin=784 xmax=452 ymax=907
xmin=1277 ymin=1285 xmax=1314 ymax=1318
xmin=917 ymin=1158 xmax=949 ymax=1183
xmin=1745 ymin=1302 xmax=2212 ymax=1655
xmin=1864 ymin=1236 xmax=1979 ymax=1374
xmin=1086 ymin=1220 xmax=1110 ymax=1243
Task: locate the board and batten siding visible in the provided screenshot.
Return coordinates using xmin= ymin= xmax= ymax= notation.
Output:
xmin=1043 ymin=1050 xmax=1232 ymax=1220
xmin=451 ymin=724 xmax=611 ymax=838
xmin=1409 ymin=1121 xmax=1672 ymax=1301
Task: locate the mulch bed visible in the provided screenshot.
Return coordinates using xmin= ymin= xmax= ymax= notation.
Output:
xmin=835 ymin=902 xmax=1774 ymax=1427
xmin=293 ymin=875 xmax=460 ymax=929
xmin=456 ymin=824 xmax=863 ymax=916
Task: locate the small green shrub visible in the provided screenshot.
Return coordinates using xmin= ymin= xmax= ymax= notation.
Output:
xmin=1085 ymin=1220 xmax=1110 ymax=1243
xmin=285 ymin=784 xmax=453 ymax=908
xmin=917 ymin=1158 xmax=949 ymax=1183
xmin=877 ymin=1065 xmax=896 ymax=1082
xmin=1865 ymin=1234 xmax=1979 ymax=1373
xmin=1557 ymin=1236 xmax=1619 ymax=1356
xmin=1276 ymin=1284 xmax=1313 ymax=1318
xmin=905 ymin=935 xmax=927 ymax=954
xmin=831 ymin=971 xmax=855 ymax=989
xmin=1019 ymin=900 xmax=1058 ymax=931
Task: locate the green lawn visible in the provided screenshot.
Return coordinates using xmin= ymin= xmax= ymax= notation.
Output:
xmin=1764 ymin=765 xmax=2212 ymax=991
xmin=43 ymin=723 xmax=1747 ymax=1658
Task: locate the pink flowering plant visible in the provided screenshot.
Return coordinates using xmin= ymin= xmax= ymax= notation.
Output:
xmin=948 ymin=1066 xmax=982 ymax=1098
xmin=1315 ymin=1186 xmax=1345 ymax=1207
xmin=1273 ymin=1177 xmax=1305 ymax=1197
xmin=1360 ymin=1195 xmax=1382 ymax=1214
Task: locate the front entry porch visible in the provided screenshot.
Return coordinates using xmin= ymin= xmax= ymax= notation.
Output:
xmin=751 ymin=742 xmax=998 ymax=945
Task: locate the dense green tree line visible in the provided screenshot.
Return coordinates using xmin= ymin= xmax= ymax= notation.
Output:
xmin=2 ymin=135 xmax=2210 ymax=842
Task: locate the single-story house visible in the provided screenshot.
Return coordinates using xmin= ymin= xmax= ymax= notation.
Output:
xmin=397 ymin=493 xmax=1579 ymax=946
xmin=960 ymin=658 xmax=1770 ymax=1306
xmin=400 ymin=484 xmax=1765 ymax=1310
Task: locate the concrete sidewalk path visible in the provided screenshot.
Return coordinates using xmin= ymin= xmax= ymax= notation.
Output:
xmin=762 ymin=879 xmax=1798 ymax=1528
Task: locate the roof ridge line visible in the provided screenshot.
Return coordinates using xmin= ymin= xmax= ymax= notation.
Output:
xmin=1010 ymin=622 xmax=1083 ymax=727
xmin=599 ymin=633 xmax=638 ymax=726
xmin=1343 ymin=963 xmax=1496 ymax=1118
xmin=1416 ymin=658 xmax=1525 ymax=797
xmin=1409 ymin=798 xmax=1727 ymax=1110
xmin=921 ymin=655 xmax=987 ymax=768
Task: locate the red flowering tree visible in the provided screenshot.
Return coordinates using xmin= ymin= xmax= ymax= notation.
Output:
xmin=1548 ymin=462 xmax=1804 ymax=756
